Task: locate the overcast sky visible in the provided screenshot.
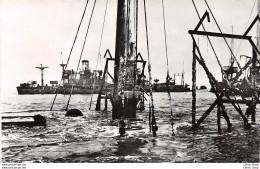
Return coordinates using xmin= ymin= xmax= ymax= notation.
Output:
xmin=0 ymin=0 xmax=258 ymax=94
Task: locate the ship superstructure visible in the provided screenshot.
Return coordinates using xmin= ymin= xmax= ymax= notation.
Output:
xmin=16 ymin=60 xmax=108 ymax=94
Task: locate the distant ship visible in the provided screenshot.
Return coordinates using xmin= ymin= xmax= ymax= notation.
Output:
xmin=16 ymin=60 xmax=112 ymax=95
xmin=199 ymin=85 xmax=207 ymax=90
xmin=153 ymin=71 xmax=190 ymax=92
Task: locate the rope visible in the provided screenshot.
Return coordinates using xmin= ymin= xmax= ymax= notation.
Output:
xmin=65 ymin=0 xmax=97 ymax=111
xmin=202 ymin=0 xmax=250 ymax=100
xmin=192 ymin=2 xmax=247 ymax=110
xmin=191 ymin=0 xmax=223 ymax=71
xmin=161 ymin=0 xmax=174 ymax=136
xmin=50 ymin=0 xmax=89 ymax=111
xmin=204 ymin=0 xmax=242 ymax=70
xmin=89 ymin=0 xmax=109 ymax=110
xmin=235 ymin=0 xmax=257 ymax=57
xmin=192 ymin=0 xmax=236 ymax=93
xmin=144 ymin=0 xmax=156 ymax=134
xmin=192 ymin=35 xmax=244 ymax=114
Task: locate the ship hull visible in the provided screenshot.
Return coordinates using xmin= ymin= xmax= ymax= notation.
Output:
xmin=153 ymin=84 xmax=191 ymax=92
xmin=16 ymin=87 xmax=102 ymax=95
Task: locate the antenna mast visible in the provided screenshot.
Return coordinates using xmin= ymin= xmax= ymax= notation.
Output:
xmin=60 ymin=52 xmax=66 ymax=84
xmin=35 ymin=64 xmax=48 ymax=88
xmin=230 ymin=25 xmax=234 ymax=66
xmin=182 ymin=61 xmax=185 ymax=86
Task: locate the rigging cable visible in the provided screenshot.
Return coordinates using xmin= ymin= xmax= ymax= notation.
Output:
xmin=161 ymin=0 xmax=174 ymax=136
xmin=89 ymin=0 xmax=109 ymax=110
xmin=144 ymin=0 xmax=157 ymax=136
xmin=65 ymin=0 xmax=97 ymax=111
xmin=235 ymin=0 xmax=257 ymax=57
xmin=191 ymin=0 xmax=224 ymax=72
xmin=204 ymin=0 xmax=242 ymax=70
xmin=192 ymin=0 xmax=236 ymax=95
xmin=203 ymin=0 xmax=250 ymax=101
xmin=192 ymin=1 xmax=243 ymax=112
xmin=50 ymin=0 xmax=89 ymax=111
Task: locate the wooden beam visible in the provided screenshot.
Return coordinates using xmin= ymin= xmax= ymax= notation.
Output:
xmin=243 ymin=15 xmax=260 ymax=36
xmin=225 ymin=95 xmax=251 ymax=129
xmin=222 ymin=99 xmax=260 ymax=104
xmin=192 ymin=42 xmax=196 ymax=126
xmin=197 ymin=94 xmax=223 ymax=126
xmin=217 ymin=103 xmax=221 ymax=133
xmin=189 ymin=30 xmax=251 ymax=40
xmin=107 ymin=71 xmax=114 ymax=81
xmin=194 ymin=11 xmax=210 ymax=31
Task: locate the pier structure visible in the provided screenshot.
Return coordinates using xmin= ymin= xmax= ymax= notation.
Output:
xmin=189 ymin=7 xmax=260 ymax=132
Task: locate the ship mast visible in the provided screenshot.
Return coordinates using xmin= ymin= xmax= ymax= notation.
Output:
xmin=181 ymin=61 xmax=184 ymax=86
xmin=60 ymin=52 xmax=66 ymax=85
xmin=230 ymin=25 xmax=234 ymax=66
xmin=35 ymin=64 xmax=48 ymax=88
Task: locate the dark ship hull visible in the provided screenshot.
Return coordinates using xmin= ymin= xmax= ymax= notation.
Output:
xmin=153 ymin=83 xmax=190 ymax=92
xmin=16 ymin=86 xmax=102 ymax=95
xmin=17 ymin=87 xmax=56 ymax=95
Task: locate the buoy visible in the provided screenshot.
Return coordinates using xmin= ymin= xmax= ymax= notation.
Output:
xmin=65 ymin=109 xmax=83 ymax=117
xmin=33 ymin=114 xmax=47 ymax=126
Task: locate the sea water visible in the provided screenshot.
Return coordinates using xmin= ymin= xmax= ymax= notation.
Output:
xmin=1 ymin=91 xmax=259 ymax=163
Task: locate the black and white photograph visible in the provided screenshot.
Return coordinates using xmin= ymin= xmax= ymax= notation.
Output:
xmin=0 ymin=0 xmax=259 ymax=168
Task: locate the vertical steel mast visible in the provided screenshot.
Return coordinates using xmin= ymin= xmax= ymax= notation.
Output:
xmin=35 ymin=64 xmax=48 ymax=88
xmin=114 ymin=0 xmax=129 ymax=93
xmin=112 ymin=0 xmax=140 ymax=119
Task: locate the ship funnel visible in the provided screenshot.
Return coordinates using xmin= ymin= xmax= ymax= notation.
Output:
xmin=82 ymin=60 xmax=89 ymax=70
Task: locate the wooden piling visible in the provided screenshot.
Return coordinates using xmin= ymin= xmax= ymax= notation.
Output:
xmin=221 ymin=108 xmax=232 ymax=132
xmin=104 ymin=85 xmax=108 ymax=111
xmin=192 ymin=42 xmax=196 ymax=126
xmin=96 ymin=59 xmax=109 ymax=111
xmin=217 ymin=103 xmax=221 ymax=133
xmin=197 ymin=94 xmax=224 ymax=125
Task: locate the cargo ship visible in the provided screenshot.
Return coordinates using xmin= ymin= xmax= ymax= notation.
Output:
xmin=16 ymin=60 xmax=112 ymax=95
xmin=153 ymin=72 xmax=190 ymax=92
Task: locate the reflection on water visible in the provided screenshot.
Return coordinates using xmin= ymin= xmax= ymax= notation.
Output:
xmin=1 ymin=91 xmax=259 ymax=163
